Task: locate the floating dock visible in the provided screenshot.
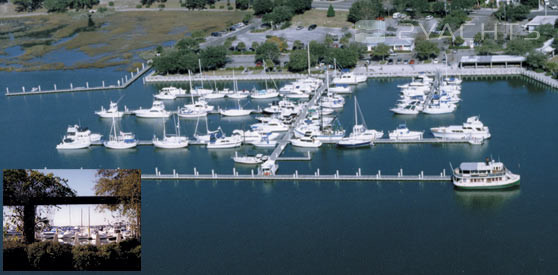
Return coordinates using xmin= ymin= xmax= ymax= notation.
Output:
xmin=141 ymin=168 xmax=451 ymax=182
xmin=5 ymin=63 xmax=151 ymax=96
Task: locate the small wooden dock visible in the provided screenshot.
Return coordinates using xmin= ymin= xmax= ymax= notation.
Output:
xmin=5 ymin=63 xmax=151 ymax=97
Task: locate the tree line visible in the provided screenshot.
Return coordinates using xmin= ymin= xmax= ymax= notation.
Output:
xmin=152 ymin=38 xmax=228 ymax=75
xmin=287 ymin=41 xmax=367 ymax=72
xmin=13 ymin=0 xmax=99 ymax=12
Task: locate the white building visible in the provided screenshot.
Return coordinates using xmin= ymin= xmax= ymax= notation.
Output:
xmin=366 ymin=37 xmax=415 ymax=52
xmin=524 ymin=16 xmax=558 ymax=32
xmin=459 ymin=55 xmax=526 ymax=68
xmin=537 ymin=38 xmax=555 ymax=55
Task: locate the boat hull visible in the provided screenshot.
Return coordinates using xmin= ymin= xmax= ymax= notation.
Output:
xmin=153 ymin=141 xmax=189 ymax=149
xmin=103 ymin=141 xmax=137 ymax=149
xmin=453 ymin=176 xmax=520 ymax=190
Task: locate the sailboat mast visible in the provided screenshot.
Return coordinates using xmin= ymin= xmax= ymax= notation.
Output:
xmin=354 ymin=98 xmax=358 ymax=125
xmin=307 ymin=43 xmax=311 ymax=76
xmin=233 ymin=69 xmax=237 ymax=92
xmin=198 ymin=59 xmax=204 ymax=89
xmin=188 ymin=70 xmax=195 ymax=102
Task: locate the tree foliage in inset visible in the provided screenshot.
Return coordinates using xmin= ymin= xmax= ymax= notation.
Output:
xmin=327 ymin=4 xmax=335 ymax=17
xmin=371 ymin=43 xmax=391 ymax=61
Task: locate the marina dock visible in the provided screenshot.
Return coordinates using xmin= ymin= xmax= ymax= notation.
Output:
xmin=4 ymin=63 xmax=151 ymax=97
xmin=144 ymin=71 xmax=308 ymax=83
xmin=141 ymin=168 xmax=451 ymax=182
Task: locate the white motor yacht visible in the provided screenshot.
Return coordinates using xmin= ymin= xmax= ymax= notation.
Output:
xmin=153 ymin=90 xmax=177 ymax=100
xmin=56 ymin=137 xmax=91 ymax=149
xmin=232 ymin=152 xmax=268 ymax=164
xmin=65 ymin=124 xmax=102 ymax=142
xmin=421 ymin=101 xmax=457 ymax=115
xmin=207 ymin=135 xmax=242 ymax=149
xmin=134 ymin=101 xmax=171 ymax=118
xmin=251 ymin=118 xmax=289 ymax=132
xmin=291 ymin=135 xmax=322 ymax=148
xmin=232 ymin=130 xmax=280 ymax=143
xmin=452 ymin=158 xmax=520 ymax=190
xmin=332 ymin=71 xmax=367 ymax=85
xmin=388 ymin=124 xmax=423 ymax=140
xmin=328 ymin=84 xmax=352 ymax=94
xmin=390 ymin=103 xmax=420 ymax=115
xmin=249 ymin=136 xmax=278 ymax=148
xmin=431 ymin=116 xmax=490 ymax=140
xmin=95 ymin=101 xmax=125 ymax=118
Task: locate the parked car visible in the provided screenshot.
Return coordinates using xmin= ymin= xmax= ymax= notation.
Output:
xmin=388 ymin=59 xmax=394 ymax=65
xmin=396 ymin=58 xmax=402 ymax=64
xmin=409 ymin=59 xmax=415 ymax=64
xmin=425 ymin=15 xmax=433 ymax=20
xmin=308 ymin=24 xmax=317 ymax=31
xmin=211 ymin=32 xmax=222 ymax=37
xmin=403 ymin=59 xmax=409 ymax=64
xmin=296 ymin=25 xmax=304 ymax=30
xmin=551 ymin=5 xmax=558 ymax=9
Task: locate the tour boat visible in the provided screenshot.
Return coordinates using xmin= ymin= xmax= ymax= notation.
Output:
xmin=431 ymin=116 xmax=491 ymax=140
xmin=134 ymin=101 xmax=171 ymax=118
xmin=388 ymin=124 xmax=423 ymax=140
xmin=332 ymin=71 xmax=367 ymax=85
xmin=291 ymin=135 xmax=322 ymax=148
xmin=232 ymin=152 xmax=268 ymax=165
xmin=452 ymin=158 xmax=520 ymax=190
xmin=95 ymin=101 xmax=125 ymax=118
xmin=103 ymin=118 xmax=138 ymax=149
xmin=152 ymin=118 xmax=189 ymax=149
xmin=260 ymin=160 xmax=279 ymax=176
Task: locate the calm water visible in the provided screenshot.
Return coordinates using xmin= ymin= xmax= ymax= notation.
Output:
xmin=1 ymin=69 xmax=558 ymax=274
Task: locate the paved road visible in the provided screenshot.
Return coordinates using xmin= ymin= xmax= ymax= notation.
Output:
xmin=312 ymin=0 xmax=355 ymax=11
xmin=201 ymin=18 xmax=262 ymax=48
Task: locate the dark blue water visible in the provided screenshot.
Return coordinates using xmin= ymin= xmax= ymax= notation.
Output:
xmin=1 ymin=70 xmax=558 ymax=273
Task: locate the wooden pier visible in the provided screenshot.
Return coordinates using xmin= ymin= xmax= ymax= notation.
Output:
xmin=144 ymin=71 xmax=308 ymax=83
xmin=142 ymin=167 xmax=451 ymax=182
xmin=5 ymin=63 xmax=151 ymax=97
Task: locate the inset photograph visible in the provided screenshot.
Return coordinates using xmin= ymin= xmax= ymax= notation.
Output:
xmin=3 ymin=169 xmax=141 ymax=271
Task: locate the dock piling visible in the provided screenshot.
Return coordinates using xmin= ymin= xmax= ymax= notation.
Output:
xmin=54 ymin=84 xmax=57 ymax=90
xmin=358 ymin=168 xmax=361 ymax=177
xmin=5 ymin=87 xmax=8 ymax=94
xmin=317 ymin=168 xmax=320 ymax=176
xmin=70 ymin=83 xmax=73 ymax=90
xmin=22 ymin=86 xmax=25 ymax=92
xmin=211 ymin=169 xmax=215 ymax=178
xmin=86 ymin=82 xmax=89 ymax=88
xmin=38 ymin=85 xmax=41 ymax=91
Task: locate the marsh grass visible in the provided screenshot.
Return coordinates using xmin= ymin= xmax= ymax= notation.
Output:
xmin=0 ymin=10 xmax=248 ymax=70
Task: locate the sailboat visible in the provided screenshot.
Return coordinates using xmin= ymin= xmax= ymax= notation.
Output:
xmin=103 ymin=117 xmax=138 ymax=149
xmin=337 ymin=97 xmax=383 ymax=148
xmin=153 ymin=116 xmax=189 ymax=149
xmin=251 ymin=62 xmax=279 ymax=99
xmin=193 ymin=116 xmax=220 ymax=143
xmin=190 ymin=59 xmax=213 ymax=96
xmin=178 ymin=71 xmax=213 ymax=118
xmin=227 ymin=69 xmax=250 ymax=99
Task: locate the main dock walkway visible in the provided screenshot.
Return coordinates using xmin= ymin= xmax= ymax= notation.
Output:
xmin=144 ymin=71 xmax=308 ymax=83
xmin=5 ymin=63 xmax=151 ymax=96
xmin=141 ymin=170 xmax=451 ymax=182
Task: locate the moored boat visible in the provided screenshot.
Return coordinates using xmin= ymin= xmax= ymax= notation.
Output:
xmin=452 ymin=158 xmax=520 ymax=190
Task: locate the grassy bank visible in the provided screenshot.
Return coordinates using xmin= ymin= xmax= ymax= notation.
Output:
xmin=0 ymin=10 xmax=249 ymax=71
xmin=292 ymin=9 xmax=353 ymax=29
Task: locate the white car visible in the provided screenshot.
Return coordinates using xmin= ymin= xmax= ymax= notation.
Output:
xmin=551 ymin=5 xmax=558 ymax=10
xmin=425 ymin=15 xmax=433 ymax=20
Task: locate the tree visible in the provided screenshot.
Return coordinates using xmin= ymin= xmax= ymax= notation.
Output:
xmin=236 ymin=41 xmax=246 ymax=52
xmin=13 ymin=0 xmax=43 ymax=12
xmin=545 ymin=61 xmax=558 ymax=78
xmin=253 ymin=0 xmax=273 ymax=15
xmin=0 ymin=0 xmax=8 ymax=3
xmin=263 ymin=6 xmax=294 ymax=27
xmin=415 ymin=39 xmax=439 ymax=60
xmin=200 ymin=45 xmax=228 ymax=70
xmin=256 ymin=41 xmax=280 ymax=64
xmin=287 ymin=0 xmax=311 ymax=14
xmin=327 ymin=4 xmax=335 ymax=17
xmin=494 ymin=5 xmax=529 ymax=22
xmin=251 ymin=41 xmax=259 ymax=51
xmin=44 ymin=0 xmax=69 ymax=12
xmin=439 ymin=10 xmax=468 ymax=32
xmin=287 ymin=49 xmax=309 ymax=72
xmin=348 ymin=0 xmax=383 ymax=23
xmin=292 ymin=40 xmax=304 ymax=50
xmin=175 ymin=37 xmax=200 ymax=53
xmin=505 ymin=39 xmax=535 ymax=55
xmin=476 ymin=39 xmax=501 ymax=55
xmin=242 ymin=13 xmax=253 ymax=24
xmin=95 ymin=169 xmax=141 ymax=239
xmin=521 ymin=0 xmax=538 ymax=9
xmin=186 ymin=0 xmax=206 ymax=10
xmin=371 ymin=43 xmax=391 ymax=61
xmin=3 ymin=170 xmax=76 ymax=244
xmin=236 ymin=0 xmax=249 ymax=10
xmin=525 ymin=51 xmax=547 ymax=70
xmin=453 ymin=36 xmax=465 ymax=47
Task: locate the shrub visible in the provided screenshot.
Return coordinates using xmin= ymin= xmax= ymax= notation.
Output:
xmin=3 ymin=241 xmax=30 ymax=271
xmin=227 ymin=6 xmax=233 ymax=10
xmin=108 ymin=1 xmax=114 ymax=6
xmin=210 ymin=4 xmax=215 ymax=8
xmin=219 ymin=5 xmax=224 ymax=9
xmin=158 ymin=3 xmax=165 ymax=8
xmin=98 ymin=6 xmax=108 ymax=12
xmin=27 ymin=242 xmax=73 ymax=271
xmin=72 ymin=245 xmax=103 ymax=271
xmin=136 ymin=4 xmax=142 ymax=8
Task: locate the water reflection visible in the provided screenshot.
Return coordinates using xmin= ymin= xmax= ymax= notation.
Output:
xmin=453 ymin=187 xmax=520 ymax=211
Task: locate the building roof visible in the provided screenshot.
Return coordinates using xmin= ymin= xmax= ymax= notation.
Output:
xmin=460 ymin=55 xmax=526 ymax=64
xmin=459 ymin=162 xmax=491 ymax=171
xmin=366 ymin=36 xmax=414 ymax=47
xmin=526 ymin=16 xmax=558 ymax=26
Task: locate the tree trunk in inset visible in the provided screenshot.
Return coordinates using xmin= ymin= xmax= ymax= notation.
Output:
xmin=23 ymin=204 xmax=36 ymax=244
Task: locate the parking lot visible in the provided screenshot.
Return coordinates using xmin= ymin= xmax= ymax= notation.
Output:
xmin=233 ymin=25 xmax=352 ymax=48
